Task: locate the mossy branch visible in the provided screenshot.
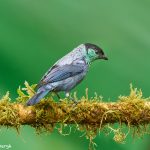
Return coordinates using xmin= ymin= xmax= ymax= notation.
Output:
xmin=0 ymin=82 xmax=150 ymax=146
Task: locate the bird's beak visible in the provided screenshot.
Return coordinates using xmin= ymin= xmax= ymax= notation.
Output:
xmin=101 ymin=55 xmax=108 ymax=60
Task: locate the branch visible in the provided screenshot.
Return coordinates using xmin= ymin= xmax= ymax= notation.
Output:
xmin=0 ymin=82 xmax=150 ymax=145
xmin=3 ymin=96 xmax=150 ymax=126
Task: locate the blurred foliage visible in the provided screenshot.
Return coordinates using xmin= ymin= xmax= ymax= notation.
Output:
xmin=0 ymin=0 xmax=150 ymax=150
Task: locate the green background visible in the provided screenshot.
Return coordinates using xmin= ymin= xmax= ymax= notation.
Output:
xmin=0 ymin=0 xmax=150 ymax=150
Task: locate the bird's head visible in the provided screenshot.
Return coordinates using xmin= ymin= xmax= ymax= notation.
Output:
xmin=84 ymin=43 xmax=108 ymax=63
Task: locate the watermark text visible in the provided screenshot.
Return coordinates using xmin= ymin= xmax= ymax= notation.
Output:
xmin=0 ymin=144 xmax=12 ymax=149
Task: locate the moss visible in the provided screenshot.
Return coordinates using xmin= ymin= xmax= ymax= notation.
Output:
xmin=0 ymin=82 xmax=150 ymax=150
xmin=0 ymin=92 xmax=20 ymax=131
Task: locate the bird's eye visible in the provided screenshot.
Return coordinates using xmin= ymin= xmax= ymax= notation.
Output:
xmin=95 ymin=50 xmax=99 ymax=54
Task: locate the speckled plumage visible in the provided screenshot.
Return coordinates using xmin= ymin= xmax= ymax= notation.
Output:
xmin=26 ymin=43 xmax=108 ymax=106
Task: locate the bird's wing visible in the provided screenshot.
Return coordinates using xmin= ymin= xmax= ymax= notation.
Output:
xmin=37 ymin=63 xmax=86 ymax=88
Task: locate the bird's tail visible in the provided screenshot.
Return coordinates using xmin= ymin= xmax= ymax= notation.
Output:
xmin=26 ymin=90 xmax=49 ymax=106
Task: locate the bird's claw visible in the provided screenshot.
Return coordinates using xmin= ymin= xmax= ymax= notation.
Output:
xmin=68 ymin=97 xmax=80 ymax=107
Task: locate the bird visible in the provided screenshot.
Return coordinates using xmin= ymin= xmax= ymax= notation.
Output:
xmin=26 ymin=43 xmax=108 ymax=106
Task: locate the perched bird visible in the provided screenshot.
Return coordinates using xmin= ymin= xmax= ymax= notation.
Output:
xmin=26 ymin=43 xmax=108 ymax=106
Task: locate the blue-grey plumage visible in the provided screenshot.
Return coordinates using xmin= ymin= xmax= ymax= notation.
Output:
xmin=26 ymin=43 xmax=108 ymax=106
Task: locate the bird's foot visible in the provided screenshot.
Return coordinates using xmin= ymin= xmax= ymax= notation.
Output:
xmin=70 ymin=97 xmax=79 ymax=104
xmin=68 ymin=97 xmax=81 ymax=108
xmin=65 ymin=92 xmax=80 ymax=106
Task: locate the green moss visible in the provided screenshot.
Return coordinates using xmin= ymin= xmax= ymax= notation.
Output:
xmin=0 ymin=82 xmax=149 ymax=150
xmin=0 ymin=92 xmax=20 ymax=131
